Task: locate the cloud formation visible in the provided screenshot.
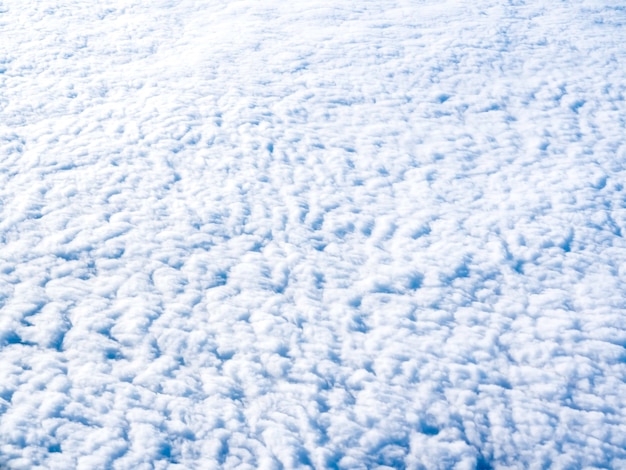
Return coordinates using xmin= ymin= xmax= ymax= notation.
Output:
xmin=1 ymin=0 xmax=625 ymax=468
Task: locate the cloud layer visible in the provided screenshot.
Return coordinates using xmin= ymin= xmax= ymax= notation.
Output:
xmin=1 ymin=0 xmax=625 ymax=468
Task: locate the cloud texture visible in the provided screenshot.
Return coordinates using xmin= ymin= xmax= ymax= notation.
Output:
xmin=1 ymin=0 xmax=625 ymax=468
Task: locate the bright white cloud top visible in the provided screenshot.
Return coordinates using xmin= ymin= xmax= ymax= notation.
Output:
xmin=1 ymin=0 xmax=625 ymax=468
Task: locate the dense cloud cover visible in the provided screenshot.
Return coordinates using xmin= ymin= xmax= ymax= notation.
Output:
xmin=1 ymin=0 xmax=625 ymax=468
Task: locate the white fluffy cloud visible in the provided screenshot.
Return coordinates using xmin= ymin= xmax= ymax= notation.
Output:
xmin=1 ymin=0 xmax=625 ymax=468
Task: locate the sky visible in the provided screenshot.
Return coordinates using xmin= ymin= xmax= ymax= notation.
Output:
xmin=1 ymin=0 xmax=625 ymax=468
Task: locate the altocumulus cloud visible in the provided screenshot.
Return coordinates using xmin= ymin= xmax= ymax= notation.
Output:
xmin=0 ymin=0 xmax=625 ymax=468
